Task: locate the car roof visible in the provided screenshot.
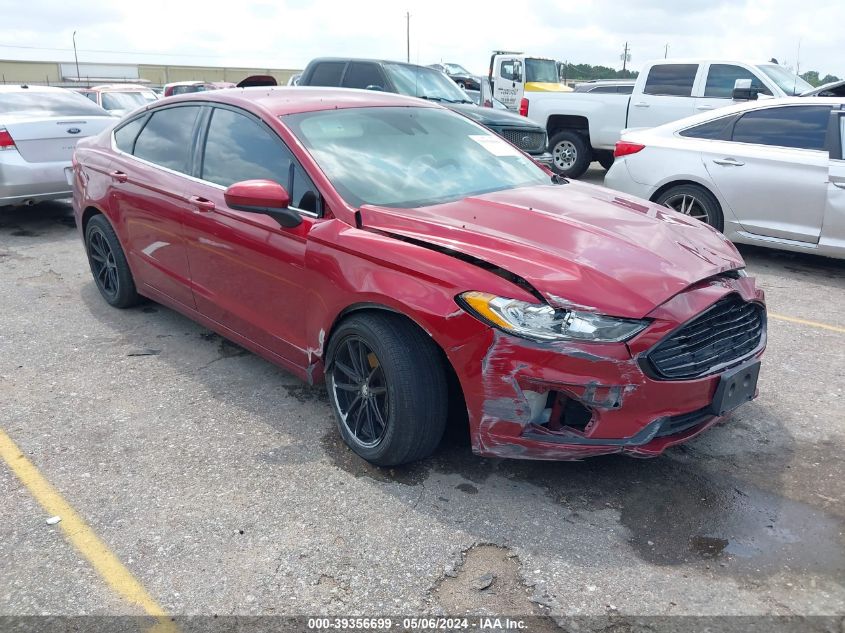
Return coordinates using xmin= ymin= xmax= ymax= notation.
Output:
xmin=88 ymin=84 xmax=155 ymax=92
xmin=0 ymin=84 xmax=71 ymax=93
xmin=155 ymin=86 xmax=441 ymax=117
xmin=306 ymin=57 xmax=437 ymax=71
xmin=642 ymin=58 xmax=779 ymax=66
xmin=164 ymin=80 xmax=209 ymax=87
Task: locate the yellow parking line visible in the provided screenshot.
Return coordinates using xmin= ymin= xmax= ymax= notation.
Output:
xmin=768 ymin=313 xmax=845 ymax=334
xmin=0 ymin=428 xmax=176 ymax=631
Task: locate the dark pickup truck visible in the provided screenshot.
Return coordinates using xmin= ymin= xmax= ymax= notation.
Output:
xmin=298 ymin=57 xmax=553 ymax=167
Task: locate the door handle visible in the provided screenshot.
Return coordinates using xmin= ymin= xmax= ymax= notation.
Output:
xmin=189 ymin=196 xmax=215 ymax=212
xmin=109 ymin=170 xmax=128 ymax=183
xmin=633 ymin=102 xmax=650 ymax=108
xmin=696 ymin=105 xmax=715 ymax=111
xmin=713 ymin=158 xmax=745 ymax=166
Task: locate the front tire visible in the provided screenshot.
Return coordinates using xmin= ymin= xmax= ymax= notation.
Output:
xmin=549 ymin=130 xmax=592 ymax=179
xmin=326 ymin=313 xmax=448 ymax=466
xmin=84 ymin=214 xmax=141 ymax=308
xmin=655 ymin=184 xmax=724 ymax=232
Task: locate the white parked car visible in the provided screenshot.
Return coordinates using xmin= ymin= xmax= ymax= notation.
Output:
xmin=604 ymin=97 xmax=845 ymax=259
xmin=0 ymin=85 xmax=115 ymax=207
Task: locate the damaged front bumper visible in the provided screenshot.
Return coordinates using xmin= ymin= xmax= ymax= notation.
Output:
xmin=448 ymin=276 xmax=766 ymax=460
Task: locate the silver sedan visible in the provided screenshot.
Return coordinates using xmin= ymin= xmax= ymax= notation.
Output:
xmin=1 ymin=85 xmax=115 ymax=207
xmin=605 ymin=97 xmax=845 ymax=259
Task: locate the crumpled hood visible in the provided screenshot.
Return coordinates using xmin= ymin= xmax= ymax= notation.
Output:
xmin=358 ymin=182 xmax=745 ymax=319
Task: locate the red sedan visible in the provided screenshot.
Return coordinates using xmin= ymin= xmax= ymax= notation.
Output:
xmin=71 ymin=87 xmax=766 ymax=466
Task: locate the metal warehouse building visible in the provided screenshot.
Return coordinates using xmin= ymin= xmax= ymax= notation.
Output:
xmin=0 ymin=59 xmax=300 ymax=88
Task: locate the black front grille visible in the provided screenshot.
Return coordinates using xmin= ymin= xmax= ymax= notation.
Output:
xmin=500 ymin=128 xmax=546 ymax=153
xmin=646 ymin=295 xmax=765 ymax=380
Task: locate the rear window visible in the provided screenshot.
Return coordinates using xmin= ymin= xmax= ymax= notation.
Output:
xmin=644 ymin=64 xmax=698 ymax=97
xmin=308 ymin=62 xmax=346 ymax=86
xmin=342 ymin=62 xmax=385 ymax=90
xmin=0 ymin=90 xmax=108 ymax=117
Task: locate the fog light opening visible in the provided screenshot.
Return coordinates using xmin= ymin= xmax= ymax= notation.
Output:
xmin=547 ymin=392 xmax=593 ymax=432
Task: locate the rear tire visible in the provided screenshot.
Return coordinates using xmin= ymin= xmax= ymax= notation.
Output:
xmin=84 ymin=214 xmax=141 ymax=308
xmin=655 ymin=184 xmax=724 ymax=232
xmin=549 ymin=130 xmax=592 ymax=179
xmin=326 ymin=312 xmax=448 ymax=466
xmin=596 ymin=150 xmax=615 ymax=171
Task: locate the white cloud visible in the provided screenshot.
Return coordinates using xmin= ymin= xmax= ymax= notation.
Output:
xmin=1 ymin=0 xmax=842 ymax=78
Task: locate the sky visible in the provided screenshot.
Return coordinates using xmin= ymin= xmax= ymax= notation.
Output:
xmin=1 ymin=0 xmax=843 ymax=79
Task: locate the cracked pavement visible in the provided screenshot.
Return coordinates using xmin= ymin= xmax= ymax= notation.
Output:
xmin=1 ymin=183 xmax=843 ymax=628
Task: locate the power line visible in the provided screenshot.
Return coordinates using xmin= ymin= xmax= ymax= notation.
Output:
xmin=0 ymin=43 xmax=235 ymax=59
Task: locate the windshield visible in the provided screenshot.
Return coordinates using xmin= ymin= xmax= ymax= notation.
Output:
xmin=0 ymin=90 xmax=108 ymax=117
xmin=284 ymin=106 xmax=549 ymax=208
xmin=101 ymin=92 xmax=152 ymax=111
xmin=758 ymin=64 xmax=813 ymax=96
xmin=525 ymin=59 xmax=559 ymax=83
xmin=384 ymin=64 xmax=472 ymax=103
xmin=444 ymin=63 xmax=472 ymax=76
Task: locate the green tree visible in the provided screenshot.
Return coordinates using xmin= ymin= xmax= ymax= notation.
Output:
xmin=821 ymin=74 xmax=841 ymax=85
xmin=800 ymin=70 xmax=820 ymax=86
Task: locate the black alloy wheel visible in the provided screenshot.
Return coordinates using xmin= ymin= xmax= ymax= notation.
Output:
xmin=326 ymin=313 xmax=448 ymax=466
xmin=84 ymin=214 xmax=141 ymax=308
xmin=330 ymin=336 xmax=390 ymax=448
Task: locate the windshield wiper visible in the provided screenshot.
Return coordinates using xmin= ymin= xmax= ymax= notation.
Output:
xmin=550 ymin=174 xmax=568 ymax=185
xmin=418 ymin=96 xmax=469 ymax=104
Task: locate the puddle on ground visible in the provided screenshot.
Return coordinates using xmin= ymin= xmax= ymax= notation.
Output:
xmin=319 ymin=426 xmax=845 ymax=580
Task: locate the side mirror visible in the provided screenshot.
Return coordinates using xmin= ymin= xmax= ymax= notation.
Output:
xmin=224 ymin=179 xmax=302 ymax=228
xmin=732 ymin=78 xmax=759 ymax=101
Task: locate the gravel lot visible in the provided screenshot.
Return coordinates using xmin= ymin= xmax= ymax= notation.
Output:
xmin=1 ymin=172 xmax=843 ymax=629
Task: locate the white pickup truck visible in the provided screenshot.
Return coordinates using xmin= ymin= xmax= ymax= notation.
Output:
xmin=523 ymin=59 xmax=814 ymax=178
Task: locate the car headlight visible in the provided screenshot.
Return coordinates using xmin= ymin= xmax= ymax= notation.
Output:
xmin=458 ymin=291 xmax=648 ymax=343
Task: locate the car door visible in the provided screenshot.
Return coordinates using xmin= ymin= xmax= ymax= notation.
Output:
xmin=822 ymin=108 xmax=845 ymax=246
xmin=109 ymin=105 xmax=202 ymax=308
xmin=700 ymin=104 xmax=831 ymax=243
xmin=627 ymin=63 xmax=699 ymax=129
xmin=694 ymin=63 xmax=773 ymax=114
xmin=494 ymin=57 xmax=522 ymax=109
xmin=181 ymin=105 xmax=323 ymax=369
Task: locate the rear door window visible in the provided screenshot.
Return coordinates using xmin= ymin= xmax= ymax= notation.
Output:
xmin=704 ymin=64 xmax=771 ymax=98
xmin=643 ymin=64 xmax=698 ymax=97
xmin=342 ymin=62 xmax=386 ymax=90
xmin=308 ymin=62 xmax=346 ymax=86
xmin=133 ymin=106 xmax=201 ymax=173
xmin=731 ymin=105 xmax=831 ymax=150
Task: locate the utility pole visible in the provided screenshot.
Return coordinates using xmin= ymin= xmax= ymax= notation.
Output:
xmin=621 ymin=41 xmax=630 ymax=72
xmin=664 ymin=43 xmax=669 ymax=59
xmin=406 ymin=12 xmax=410 ymax=63
xmin=72 ymin=31 xmax=81 ymax=83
